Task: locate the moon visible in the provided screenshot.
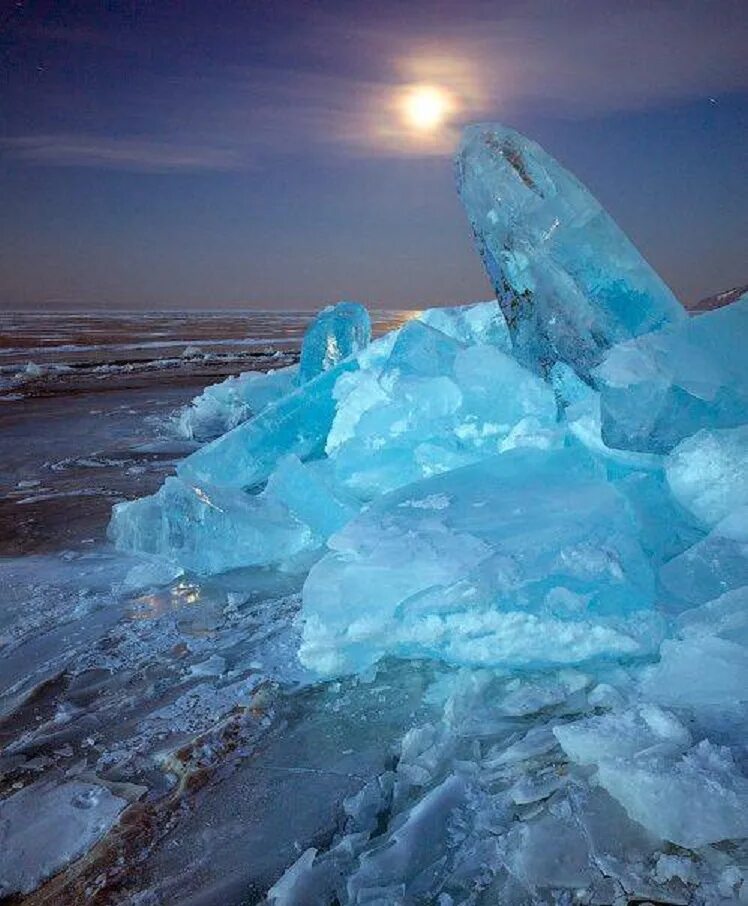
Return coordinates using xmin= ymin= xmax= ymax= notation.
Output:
xmin=401 ymin=84 xmax=453 ymax=132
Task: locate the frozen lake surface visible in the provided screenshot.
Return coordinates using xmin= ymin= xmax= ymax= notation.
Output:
xmin=0 ymin=309 xmax=415 ymax=904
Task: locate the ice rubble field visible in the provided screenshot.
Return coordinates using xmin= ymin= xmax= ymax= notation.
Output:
xmin=110 ymin=124 xmax=748 ymax=903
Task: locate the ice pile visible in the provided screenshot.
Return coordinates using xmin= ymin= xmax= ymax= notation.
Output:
xmin=109 ymin=122 xmax=748 ymax=890
xmin=110 ymin=121 xmax=748 ymax=672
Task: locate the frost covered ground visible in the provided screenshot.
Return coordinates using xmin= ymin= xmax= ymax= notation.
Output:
xmin=1 ymin=125 xmax=747 ymax=906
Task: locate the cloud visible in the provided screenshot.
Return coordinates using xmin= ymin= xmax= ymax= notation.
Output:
xmin=3 ymin=0 xmax=746 ymax=171
xmin=1 ymin=135 xmax=245 ymax=172
xmin=167 ymin=0 xmax=748 ymax=160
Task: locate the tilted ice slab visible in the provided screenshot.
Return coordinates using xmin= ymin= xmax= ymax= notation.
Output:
xmin=456 ymin=123 xmax=685 ymax=378
xmin=298 ymin=300 xmax=371 ymax=384
xmin=177 ymin=357 xmax=360 ymax=491
xmin=300 ymin=446 xmax=659 ymax=676
xmin=176 ymin=322 xmax=394 ymax=492
xmin=174 ymin=365 xmax=297 ymax=442
xmin=173 ymin=301 xmax=370 ymax=444
xmin=595 ymin=296 xmax=748 ymax=453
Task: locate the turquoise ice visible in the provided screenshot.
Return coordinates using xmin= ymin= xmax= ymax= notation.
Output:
xmin=596 ymin=296 xmax=748 ymax=453
xmin=106 ymin=124 xmax=748 ymax=889
xmin=299 ymin=447 xmax=658 ymax=676
xmin=456 ymin=123 xmax=685 ymax=378
xmin=298 ymin=300 xmax=371 ymax=384
xmin=326 ymin=313 xmax=558 ymax=499
xmin=178 ymin=357 xmax=359 ymax=491
xmin=175 ymin=365 xmax=297 ymax=442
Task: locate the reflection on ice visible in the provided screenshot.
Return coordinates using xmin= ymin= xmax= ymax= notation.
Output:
xmin=129 ymin=580 xmax=203 ymax=620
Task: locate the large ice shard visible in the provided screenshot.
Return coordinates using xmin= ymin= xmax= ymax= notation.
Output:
xmin=595 ymin=297 xmax=748 ymax=453
xmin=298 ymin=300 xmax=371 ymax=384
xmin=456 ymin=123 xmax=685 ymax=378
xmin=176 ymin=329 xmax=395 ymax=492
xmin=173 ymin=299 xmax=371 ymax=444
xmin=299 ymin=447 xmax=658 ymax=676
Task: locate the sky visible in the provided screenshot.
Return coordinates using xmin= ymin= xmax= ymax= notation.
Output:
xmin=0 ymin=0 xmax=746 ymax=310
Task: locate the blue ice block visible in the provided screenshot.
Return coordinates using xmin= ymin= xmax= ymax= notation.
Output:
xmin=456 ymin=123 xmax=685 ymax=378
xmin=298 ymin=301 xmax=371 ymax=384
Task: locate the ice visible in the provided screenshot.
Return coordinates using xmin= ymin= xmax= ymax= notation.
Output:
xmin=299 ymin=447 xmax=658 ymax=676
xmin=264 ymin=455 xmax=359 ymax=539
xmin=326 ymin=319 xmax=559 ymax=499
xmin=640 ymin=586 xmax=748 ymax=706
xmin=553 ymin=704 xmax=692 ymax=767
xmin=112 ymin=314 xmax=558 ymax=569
xmin=176 ymin=329 xmax=398 ymax=493
xmin=659 ymin=505 xmax=748 ymax=607
xmin=298 ymin=300 xmax=371 ymax=384
xmin=345 ymin=774 xmax=467 ymax=901
xmin=503 ymin=809 xmax=594 ymax=890
xmin=556 ymin=707 xmax=748 ymax=848
xmin=95 ymin=123 xmax=748 ymax=903
xmin=640 ymin=633 xmax=748 ymax=707
xmin=0 ymin=780 xmax=126 ymax=896
xmin=596 ymin=296 xmax=748 ymax=453
xmin=666 ymin=425 xmax=748 ymax=527
xmin=110 ymin=475 xmax=315 ymax=574
xmin=416 ymin=298 xmax=511 ymax=348
xmin=178 ymin=357 xmax=359 ymax=491
xmin=175 ymin=365 xmax=297 ymax=441
xmin=595 ymin=740 xmax=748 ymax=848
xmin=110 ymin=333 xmax=406 ymax=571
xmin=456 ymin=123 xmax=685 ymax=378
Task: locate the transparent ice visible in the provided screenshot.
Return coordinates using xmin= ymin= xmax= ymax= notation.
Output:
xmin=596 ymin=295 xmax=748 ymax=452
xmin=174 ymin=365 xmax=297 ymax=442
xmin=456 ymin=123 xmax=685 ymax=378
xmin=298 ymin=300 xmax=371 ymax=384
